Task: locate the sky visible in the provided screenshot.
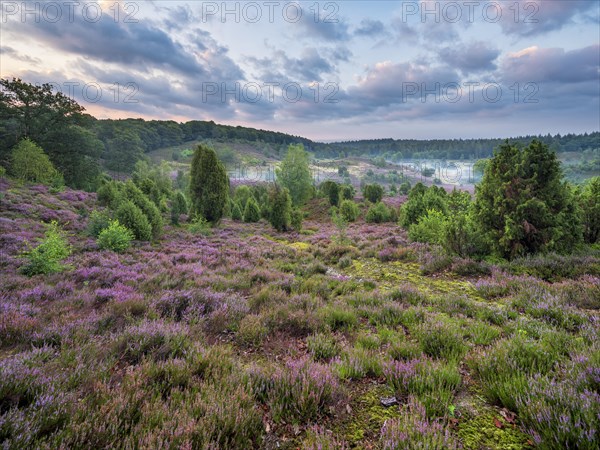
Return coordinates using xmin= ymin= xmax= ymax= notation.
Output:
xmin=1 ymin=0 xmax=599 ymax=141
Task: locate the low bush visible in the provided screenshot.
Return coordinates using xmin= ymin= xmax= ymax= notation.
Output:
xmin=188 ymin=216 xmax=212 ymax=236
xmin=116 ymin=200 xmax=152 ymax=241
xmin=339 ymin=200 xmax=359 ymax=222
xmin=87 ymin=209 xmax=111 ymax=237
xmin=469 ymin=335 xmax=562 ymax=411
xmin=365 ymin=202 xmax=391 ymax=223
xmin=321 ymin=305 xmax=358 ymax=331
xmin=516 ymin=356 xmax=600 ymax=449
xmin=506 ymin=253 xmax=600 ymax=281
xmin=451 ymin=258 xmax=492 ymax=276
xmin=237 ymin=315 xmax=268 ymax=347
xmin=97 ymin=220 xmax=133 ymax=253
xmin=408 ymin=209 xmax=446 ymax=245
xmin=21 ymin=221 xmax=71 ymax=276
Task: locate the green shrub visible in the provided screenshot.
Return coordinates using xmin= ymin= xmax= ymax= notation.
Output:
xmin=170 ymin=191 xmax=188 ymax=225
xmin=320 ymin=180 xmax=340 ymax=206
xmin=365 ymin=202 xmax=391 ymax=223
xmin=291 ymin=208 xmax=303 ymax=231
xmin=399 ymin=181 xmax=411 ymax=195
xmin=355 ymin=332 xmax=381 ymax=350
xmin=231 ymin=201 xmax=243 ymax=221
xmin=334 ymin=347 xmax=383 ymax=379
xmin=388 ymin=340 xmax=422 ymax=361
xmin=21 ymin=221 xmax=71 ymax=276
xmin=408 ymin=209 xmax=447 ymax=244
xmin=362 ymin=184 xmax=384 ymax=203
xmin=189 ymin=144 xmax=229 ymax=223
xmin=467 ymin=321 xmax=501 ymax=345
xmin=268 ymin=184 xmax=292 ymax=231
xmin=122 ymin=181 xmax=163 ymax=237
xmin=470 ymin=335 xmax=562 ymax=411
xmin=116 ymin=200 xmax=152 ymax=241
xmin=400 ymin=184 xmax=448 ymax=228
xmin=243 ymin=197 xmax=261 ymax=223
xmin=87 ymin=209 xmax=111 ymax=237
xmin=0 ymin=165 xmax=6 ymax=177
xmin=189 ymin=216 xmax=212 ymax=236
xmin=96 ymin=180 xmax=122 ymax=209
xmin=339 ymin=184 xmax=355 ymax=201
xmin=321 ymin=305 xmax=358 ymax=331
xmin=97 ymin=220 xmax=133 ymax=253
xmin=385 ymin=358 xmax=461 ymax=418
xmin=339 ymin=199 xmax=359 ymax=222
xmin=233 ymin=185 xmax=253 ymax=209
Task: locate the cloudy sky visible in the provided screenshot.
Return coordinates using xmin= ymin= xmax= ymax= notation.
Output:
xmin=1 ymin=0 xmax=599 ymax=140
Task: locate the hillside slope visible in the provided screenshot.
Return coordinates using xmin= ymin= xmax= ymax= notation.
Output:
xmin=1 ymin=179 xmax=598 ymax=449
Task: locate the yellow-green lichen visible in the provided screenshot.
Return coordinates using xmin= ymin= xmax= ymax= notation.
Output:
xmin=344 ymin=258 xmax=494 ymax=305
xmin=457 ymin=412 xmax=532 ymax=450
xmin=337 ymin=385 xmax=401 ymax=448
xmin=288 ymin=241 xmax=311 ymax=252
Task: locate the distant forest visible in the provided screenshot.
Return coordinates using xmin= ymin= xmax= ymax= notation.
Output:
xmin=94 ymin=118 xmax=599 ymax=165
xmin=1 ymin=79 xmax=598 ymax=187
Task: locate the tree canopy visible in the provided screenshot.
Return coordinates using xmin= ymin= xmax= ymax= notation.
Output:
xmin=0 ymin=78 xmax=102 ymax=189
xmin=10 ymin=138 xmax=61 ymax=185
xmin=276 ymin=144 xmax=313 ymax=207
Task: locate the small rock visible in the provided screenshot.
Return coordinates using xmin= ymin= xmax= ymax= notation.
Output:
xmin=346 ymin=404 xmax=352 ymax=414
xmin=380 ymin=396 xmax=398 ymax=407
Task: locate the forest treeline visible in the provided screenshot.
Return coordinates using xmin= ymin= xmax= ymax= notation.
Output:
xmin=1 ymin=78 xmax=598 ymax=190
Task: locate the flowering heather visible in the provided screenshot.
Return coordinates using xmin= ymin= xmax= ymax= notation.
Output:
xmin=302 ymin=425 xmax=348 ymax=449
xmin=517 ymin=359 xmax=600 ymax=449
xmin=269 ymin=357 xmax=341 ymax=424
xmin=384 ymin=358 xmax=461 ymax=417
xmin=380 ymin=396 xmax=459 ymax=450
xmin=1 ymin=181 xmax=598 ymax=448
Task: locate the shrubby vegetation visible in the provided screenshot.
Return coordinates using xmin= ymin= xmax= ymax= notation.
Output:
xmin=10 ymin=138 xmax=63 ymax=186
xmin=116 ymin=200 xmax=153 ymax=241
xmin=20 ymin=221 xmax=71 ymax=276
xmin=189 ymin=144 xmax=229 ymax=224
xmin=474 ymin=140 xmax=581 ymax=258
xmin=243 ymin=197 xmax=261 ymax=223
xmin=362 ymin=183 xmax=384 ymax=203
xmin=276 ymin=143 xmax=313 ymax=207
xmin=1 ymin=174 xmax=598 ymax=449
xmin=1 ymin=81 xmax=599 ymax=449
xmin=339 ymin=199 xmax=360 ymax=222
xmin=268 ymin=184 xmax=292 ymax=231
xmin=97 ymin=220 xmax=133 ymax=253
xmin=400 ymin=141 xmax=596 ymax=260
